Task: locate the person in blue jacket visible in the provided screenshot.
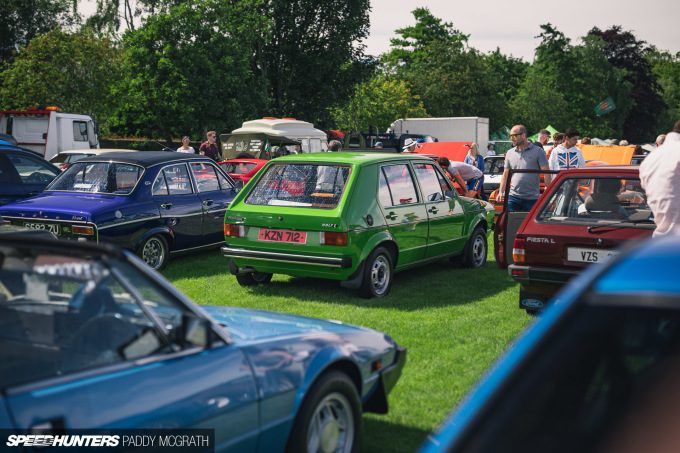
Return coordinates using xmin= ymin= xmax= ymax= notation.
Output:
xmin=464 ymin=143 xmax=485 ymax=199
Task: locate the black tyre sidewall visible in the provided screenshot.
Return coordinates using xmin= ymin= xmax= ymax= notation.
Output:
xmin=360 ymin=246 xmax=393 ymax=298
xmin=235 ymin=272 xmax=273 ymax=286
xmin=285 ymin=371 xmax=361 ymax=453
xmin=466 ymin=226 xmax=487 ymax=268
xmin=138 ymin=235 xmax=168 ymax=271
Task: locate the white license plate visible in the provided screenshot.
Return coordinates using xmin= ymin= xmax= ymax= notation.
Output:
xmin=23 ymin=222 xmax=60 ymax=235
xmin=567 ymin=247 xmax=618 ymax=263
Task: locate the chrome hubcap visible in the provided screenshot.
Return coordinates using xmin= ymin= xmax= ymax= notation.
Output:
xmin=307 ymin=393 xmax=353 ymax=453
xmin=143 ymin=239 xmax=164 ymax=269
xmin=370 ymin=255 xmax=390 ymax=295
xmin=471 ymin=236 xmax=486 ymax=267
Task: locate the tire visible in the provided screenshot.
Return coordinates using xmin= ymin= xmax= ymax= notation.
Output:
xmin=463 ymin=226 xmax=487 ymax=268
xmin=137 ymin=235 xmax=169 ymax=271
xmin=235 ymin=271 xmax=273 ymax=286
xmin=359 ymin=246 xmax=393 ymax=298
xmin=286 ymin=371 xmax=360 ymax=453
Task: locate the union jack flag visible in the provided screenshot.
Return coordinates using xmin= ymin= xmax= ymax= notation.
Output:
xmin=558 ymin=151 xmax=580 ymax=170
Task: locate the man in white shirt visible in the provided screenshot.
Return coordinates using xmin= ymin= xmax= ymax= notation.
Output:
xmin=486 ymin=143 xmax=496 ymax=156
xmin=548 ymin=128 xmax=586 ymax=171
xmin=640 ymin=120 xmax=680 ymax=237
xmin=655 ymin=134 xmax=666 ymax=149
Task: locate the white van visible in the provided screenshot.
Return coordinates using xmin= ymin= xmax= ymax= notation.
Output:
xmin=230 ymin=118 xmax=328 ymax=154
xmin=0 ymin=107 xmax=99 ymax=161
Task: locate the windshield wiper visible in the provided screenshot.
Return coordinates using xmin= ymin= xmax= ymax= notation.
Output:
xmin=587 ymin=219 xmax=652 ymax=233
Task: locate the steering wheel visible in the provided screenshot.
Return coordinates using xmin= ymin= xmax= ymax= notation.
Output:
xmin=26 ymin=171 xmax=53 ymax=184
xmin=60 ymin=314 xmax=137 ymax=374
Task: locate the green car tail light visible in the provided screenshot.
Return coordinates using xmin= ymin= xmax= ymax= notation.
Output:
xmin=320 ymin=231 xmax=348 ymax=246
xmin=224 ymin=223 xmax=245 ymax=238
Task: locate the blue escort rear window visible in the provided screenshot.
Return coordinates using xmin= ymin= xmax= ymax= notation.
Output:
xmin=49 ymin=162 xmax=144 ymax=195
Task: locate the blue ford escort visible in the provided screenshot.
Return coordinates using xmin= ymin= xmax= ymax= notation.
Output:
xmin=0 ymin=151 xmax=238 ymax=269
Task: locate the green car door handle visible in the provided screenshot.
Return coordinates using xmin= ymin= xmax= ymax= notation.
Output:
xmin=385 ymin=213 xmax=398 ymax=220
xmin=428 ymin=207 xmax=439 ymax=214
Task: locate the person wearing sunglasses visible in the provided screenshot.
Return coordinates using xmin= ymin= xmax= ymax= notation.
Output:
xmin=498 ymin=125 xmax=550 ymax=212
xmin=177 ymin=136 xmax=195 ymax=154
xmin=199 ymin=131 xmax=222 ymax=161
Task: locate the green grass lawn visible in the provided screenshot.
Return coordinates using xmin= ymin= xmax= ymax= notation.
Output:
xmin=161 ymin=236 xmax=532 ymax=452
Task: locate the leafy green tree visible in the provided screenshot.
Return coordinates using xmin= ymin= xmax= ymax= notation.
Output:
xmin=588 ymin=26 xmax=665 ymax=142
xmin=83 ymin=0 xmax=140 ymax=34
xmin=570 ymin=35 xmax=633 ymax=139
xmin=0 ymin=0 xmax=80 ymax=64
xmin=383 ymin=7 xmax=468 ymax=68
xmin=511 ymin=71 xmax=570 ymax=134
xmin=0 ymin=27 xmax=126 ymax=130
xmin=254 ymin=0 xmax=372 ymax=127
xmin=648 ymin=50 xmax=680 ymax=135
xmin=330 ymin=77 xmax=428 ymax=132
xmin=382 ymin=8 xmax=511 ymax=130
xmin=484 ymin=48 xmax=529 ymax=104
xmin=510 ymin=24 xmax=633 ymax=139
xmin=115 ymin=0 xmax=268 ymax=142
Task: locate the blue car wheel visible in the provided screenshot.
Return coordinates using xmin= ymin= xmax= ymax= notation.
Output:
xmin=286 ymin=371 xmax=360 ymax=453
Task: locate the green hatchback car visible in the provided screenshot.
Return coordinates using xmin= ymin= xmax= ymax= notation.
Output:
xmin=222 ymin=152 xmax=495 ymax=297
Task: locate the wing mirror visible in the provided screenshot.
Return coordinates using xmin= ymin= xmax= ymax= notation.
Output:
xmin=173 ymin=314 xmax=215 ymax=349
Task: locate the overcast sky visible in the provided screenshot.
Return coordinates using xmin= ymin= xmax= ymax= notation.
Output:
xmin=364 ymin=0 xmax=680 ymax=62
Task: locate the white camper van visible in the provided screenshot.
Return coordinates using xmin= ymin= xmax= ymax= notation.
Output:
xmin=0 ymin=107 xmax=99 ymax=161
xmin=229 ymin=118 xmax=327 ymax=153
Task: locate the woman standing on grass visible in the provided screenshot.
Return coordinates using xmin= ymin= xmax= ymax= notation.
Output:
xmin=464 ymin=143 xmax=485 ymax=199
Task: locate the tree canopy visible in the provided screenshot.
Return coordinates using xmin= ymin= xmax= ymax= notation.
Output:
xmin=0 ymin=3 xmax=678 ymax=143
xmin=114 ymin=0 xmax=268 ymax=142
xmin=330 ymin=77 xmax=428 ymax=132
xmin=0 ymin=27 xmax=126 ymax=127
xmin=0 ymin=0 xmax=80 ymax=64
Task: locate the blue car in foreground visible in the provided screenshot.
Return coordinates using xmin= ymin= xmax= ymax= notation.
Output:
xmin=0 ymin=233 xmax=405 ymax=452
xmin=0 ymin=151 xmax=238 ymax=270
xmin=420 ymin=235 xmax=680 ymax=453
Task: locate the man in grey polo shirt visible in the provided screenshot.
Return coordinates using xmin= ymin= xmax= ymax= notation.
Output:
xmin=498 ymin=125 xmax=550 ymax=212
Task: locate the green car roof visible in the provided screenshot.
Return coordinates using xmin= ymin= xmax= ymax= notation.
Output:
xmin=271 ymin=152 xmax=432 ymax=165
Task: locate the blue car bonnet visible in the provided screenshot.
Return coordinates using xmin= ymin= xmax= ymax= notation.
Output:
xmin=202 ymin=306 xmax=367 ymax=341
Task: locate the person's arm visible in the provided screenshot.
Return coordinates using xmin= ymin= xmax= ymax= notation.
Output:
xmin=542 ymin=165 xmax=551 ymax=186
xmin=539 ymin=148 xmax=551 ymax=186
xmin=454 ymin=172 xmax=468 ymax=196
xmin=498 ymin=167 xmax=510 ymax=200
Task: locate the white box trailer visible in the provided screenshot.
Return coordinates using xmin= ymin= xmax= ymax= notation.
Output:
xmin=0 ymin=107 xmax=99 ymax=161
xmin=388 ymin=117 xmax=489 ymax=152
